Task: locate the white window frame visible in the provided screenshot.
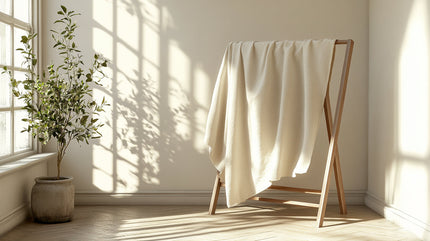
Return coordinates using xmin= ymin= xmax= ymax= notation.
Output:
xmin=0 ymin=0 xmax=41 ymax=164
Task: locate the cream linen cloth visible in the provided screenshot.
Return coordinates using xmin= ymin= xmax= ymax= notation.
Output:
xmin=205 ymin=39 xmax=336 ymax=207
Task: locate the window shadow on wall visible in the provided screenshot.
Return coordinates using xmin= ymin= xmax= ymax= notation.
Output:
xmin=90 ymin=0 xmax=215 ymax=194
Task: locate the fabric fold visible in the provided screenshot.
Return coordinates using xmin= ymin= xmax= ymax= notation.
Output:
xmin=205 ymin=39 xmax=336 ymax=207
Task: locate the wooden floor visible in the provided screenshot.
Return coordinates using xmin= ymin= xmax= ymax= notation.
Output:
xmin=1 ymin=205 xmax=419 ymax=241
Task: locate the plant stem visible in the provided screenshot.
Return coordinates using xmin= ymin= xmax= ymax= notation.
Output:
xmin=57 ymin=141 xmax=64 ymax=179
xmin=56 ymin=138 xmax=71 ymax=179
xmin=56 ymin=149 xmax=62 ymax=179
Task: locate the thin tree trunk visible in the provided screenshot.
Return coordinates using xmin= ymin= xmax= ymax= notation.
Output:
xmin=57 ymin=142 xmax=65 ymax=179
xmin=57 ymin=151 xmax=62 ymax=179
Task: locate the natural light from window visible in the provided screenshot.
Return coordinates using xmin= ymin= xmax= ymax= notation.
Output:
xmin=395 ymin=0 xmax=429 ymax=231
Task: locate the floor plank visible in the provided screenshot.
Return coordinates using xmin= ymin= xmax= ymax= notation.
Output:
xmin=0 ymin=205 xmax=420 ymax=241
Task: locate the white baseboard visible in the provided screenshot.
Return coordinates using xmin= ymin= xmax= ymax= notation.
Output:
xmin=365 ymin=192 xmax=430 ymax=240
xmin=75 ymin=189 xmax=366 ymax=206
xmin=0 ymin=204 xmax=28 ymax=237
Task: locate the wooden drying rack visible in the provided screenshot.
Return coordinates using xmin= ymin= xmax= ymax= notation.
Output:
xmin=208 ymin=39 xmax=354 ymax=228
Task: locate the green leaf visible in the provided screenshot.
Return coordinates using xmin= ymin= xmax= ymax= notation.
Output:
xmin=11 ymin=79 xmax=17 ymax=87
xmin=86 ymin=73 xmax=92 ymax=82
xmin=21 ymin=36 xmax=28 ymax=43
xmin=61 ymin=5 xmax=67 ymax=13
xmin=80 ymin=115 xmax=89 ymax=125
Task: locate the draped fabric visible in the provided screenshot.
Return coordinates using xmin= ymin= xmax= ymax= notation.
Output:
xmin=205 ymin=39 xmax=336 ymax=207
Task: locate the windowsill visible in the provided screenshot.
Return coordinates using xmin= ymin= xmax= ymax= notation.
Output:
xmin=0 ymin=153 xmax=56 ymax=178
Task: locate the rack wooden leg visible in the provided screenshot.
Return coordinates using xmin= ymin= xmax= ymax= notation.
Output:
xmin=324 ymin=96 xmax=347 ymax=215
xmin=333 ymin=151 xmax=347 ymax=214
xmin=317 ymin=139 xmax=336 ymax=227
xmin=209 ymin=173 xmax=221 ymax=215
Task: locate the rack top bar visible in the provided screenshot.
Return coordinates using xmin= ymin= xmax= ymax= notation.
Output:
xmin=335 ymin=39 xmax=353 ymax=45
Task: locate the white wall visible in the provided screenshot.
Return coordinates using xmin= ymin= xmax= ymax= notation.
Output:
xmin=367 ymin=0 xmax=430 ymax=239
xmin=0 ymin=159 xmax=48 ymax=236
xmin=42 ymin=0 xmax=368 ymax=204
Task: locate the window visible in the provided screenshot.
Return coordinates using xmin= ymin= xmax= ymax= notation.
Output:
xmin=0 ymin=0 xmax=36 ymax=162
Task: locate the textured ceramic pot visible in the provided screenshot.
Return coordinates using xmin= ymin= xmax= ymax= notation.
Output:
xmin=31 ymin=177 xmax=75 ymax=223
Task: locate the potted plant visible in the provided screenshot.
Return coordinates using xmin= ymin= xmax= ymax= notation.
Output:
xmin=3 ymin=5 xmax=108 ymax=223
